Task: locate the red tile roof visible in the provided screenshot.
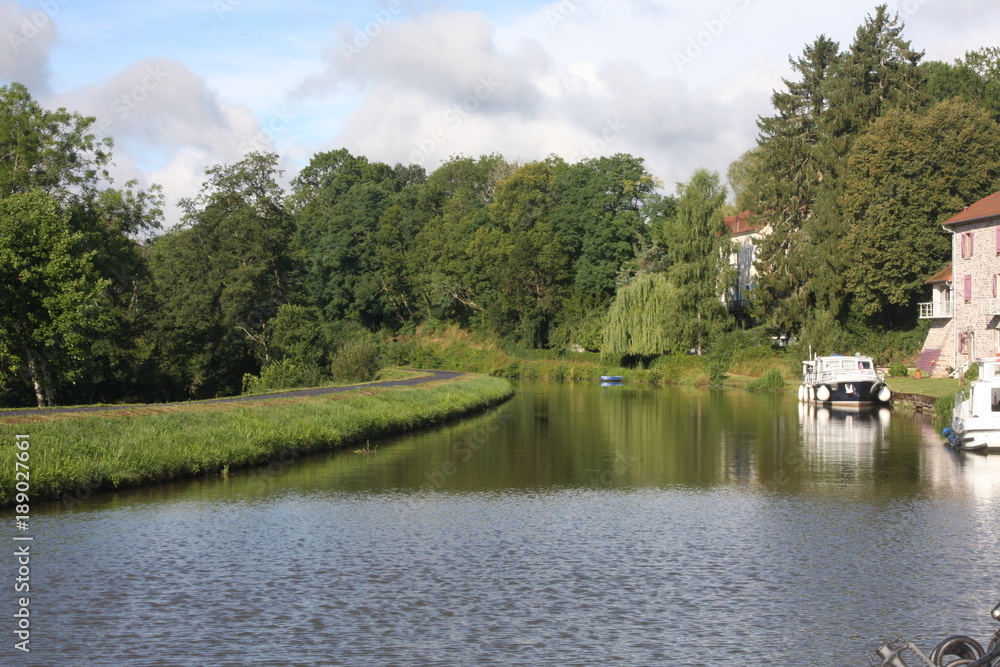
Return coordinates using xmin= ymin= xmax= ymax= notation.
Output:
xmin=724 ymin=210 xmax=765 ymax=235
xmin=925 ymin=263 xmax=952 ymax=284
xmin=942 ymin=191 xmax=1000 ymax=227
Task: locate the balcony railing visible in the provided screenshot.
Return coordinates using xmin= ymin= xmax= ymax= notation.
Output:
xmin=982 ymin=299 xmax=1000 ymax=316
xmin=918 ymin=301 xmax=953 ymax=319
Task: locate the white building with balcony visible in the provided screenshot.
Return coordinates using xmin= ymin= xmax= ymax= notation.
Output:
xmin=723 ymin=210 xmax=770 ymax=315
xmin=918 ymin=191 xmax=1000 ymax=377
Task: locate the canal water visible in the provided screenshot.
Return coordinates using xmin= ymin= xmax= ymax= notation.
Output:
xmin=7 ymin=381 xmax=1000 ymax=665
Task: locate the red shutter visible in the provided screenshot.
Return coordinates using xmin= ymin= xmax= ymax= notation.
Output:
xmin=965 ymin=274 xmax=973 ymax=302
xmin=995 ymin=228 xmax=1000 ymax=254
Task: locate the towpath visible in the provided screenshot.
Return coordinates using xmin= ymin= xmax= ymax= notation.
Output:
xmin=0 ymin=369 xmax=463 ymax=419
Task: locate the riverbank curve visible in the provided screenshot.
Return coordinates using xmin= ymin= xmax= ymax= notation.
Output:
xmin=0 ymin=369 xmax=464 ymax=418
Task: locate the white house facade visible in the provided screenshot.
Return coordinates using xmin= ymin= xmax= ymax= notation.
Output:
xmin=723 ymin=210 xmax=770 ymax=314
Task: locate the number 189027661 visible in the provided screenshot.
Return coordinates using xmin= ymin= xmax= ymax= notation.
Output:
xmin=15 ymin=435 xmax=29 ymax=519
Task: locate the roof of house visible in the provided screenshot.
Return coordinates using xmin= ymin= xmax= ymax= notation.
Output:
xmin=925 ymin=263 xmax=952 ymax=284
xmin=942 ymin=191 xmax=1000 ymax=227
xmin=724 ymin=210 xmax=766 ymax=235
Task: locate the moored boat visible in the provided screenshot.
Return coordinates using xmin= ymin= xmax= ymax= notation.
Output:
xmin=944 ymin=359 xmax=1000 ymax=453
xmin=798 ymin=354 xmax=891 ymax=406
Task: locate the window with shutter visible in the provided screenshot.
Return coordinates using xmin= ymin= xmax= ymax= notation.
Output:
xmin=962 ymin=232 xmax=976 ymax=258
xmin=965 ymin=274 xmax=973 ymax=302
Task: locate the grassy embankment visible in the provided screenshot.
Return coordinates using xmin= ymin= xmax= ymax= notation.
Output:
xmin=387 ymin=324 xmax=789 ymax=387
xmin=387 ymin=324 xmax=815 ymax=392
xmin=0 ymin=373 xmax=512 ymax=507
xmin=388 ymin=324 xmax=959 ymax=405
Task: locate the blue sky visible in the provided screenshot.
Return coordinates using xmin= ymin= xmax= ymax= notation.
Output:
xmin=2 ymin=0 xmax=997 ymax=225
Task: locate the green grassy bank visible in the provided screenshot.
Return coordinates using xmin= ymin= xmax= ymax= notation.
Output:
xmin=387 ymin=324 xmax=731 ymax=386
xmin=0 ymin=374 xmax=513 ymax=507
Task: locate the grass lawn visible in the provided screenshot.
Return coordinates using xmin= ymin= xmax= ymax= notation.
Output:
xmin=886 ymin=376 xmax=963 ymax=399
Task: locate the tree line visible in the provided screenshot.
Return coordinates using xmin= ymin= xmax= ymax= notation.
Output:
xmin=733 ymin=5 xmax=1000 ymax=338
xmin=2 ymin=4 xmax=999 ymax=407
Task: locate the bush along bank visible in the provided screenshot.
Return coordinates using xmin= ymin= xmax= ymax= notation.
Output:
xmin=0 ymin=374 xmax=513 ymax=507
xmin=383 ymin=325 xmax=796 ymax=389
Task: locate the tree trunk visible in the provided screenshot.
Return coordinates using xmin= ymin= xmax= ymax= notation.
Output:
xmin=41 ymin=357 xmax=56 ymax=407
xmin=25 ymin=349 xmax=46 ymax=408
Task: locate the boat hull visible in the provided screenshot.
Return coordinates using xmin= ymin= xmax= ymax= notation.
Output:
xmin=943 ymin=425 xmax=1000 ymax=453
xmin=799 ymin=380 xmax=888 ymax=406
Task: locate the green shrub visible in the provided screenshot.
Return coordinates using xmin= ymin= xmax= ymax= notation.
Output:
xmin=888 ymin=363 xmax=908 ymax=378
xmin=934 ymin=393 xmax=955 ymax=427
xmin=242 ymin=359 xmax=327 ymax=394
xmin=552 ymin=364 xmax=570 ymax=381
xmin=746 ymin=368 xmax=786 ymax=393
xmin=330 ymin=340 xmax=383 ymax=383
xmin=789 ymin=309 xmax=851 ymax=357
xmin=707 ymin=356 xmax=729 ymax=386
xmin=383 ymin=340 xmax=418 ymax=366
xmin=965 ymin=362 xmax=980 ymax=382
xmin=651 ymin=354 xmax=705 ymax=384
xmin=503 ymin=361 xmax=521 ymax=378
xmin=412 ymin=347 xmax=444 ymax=370
xmin=733 ymin=344 xmax=777 ymax=362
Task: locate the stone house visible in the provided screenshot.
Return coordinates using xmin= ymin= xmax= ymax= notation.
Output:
xmin=918 ymin=191 xmax=1000 ymax=377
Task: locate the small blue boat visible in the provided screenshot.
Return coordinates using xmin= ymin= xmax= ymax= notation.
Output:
xmin=600 ymin=376 xmax=623 ymax=382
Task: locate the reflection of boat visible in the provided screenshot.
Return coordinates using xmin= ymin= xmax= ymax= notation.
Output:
xmin=798 ymin=403 xmax=890 ymax=466
xmin=798 ymin=354 xmax=891 ymax=406
xmin=944 ymin=359 xmax=1000 ymax=453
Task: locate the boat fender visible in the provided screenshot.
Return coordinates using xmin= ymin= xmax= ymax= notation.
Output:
xmin=816 ymin=385 xmax=831 ymax=402
xmin=797 ymin=385 xmax=805 ymax=402
xmin=877 ymin=385 xmax=892 ymax=403
xmin=807 ymin=385 xmax=815 ymax=402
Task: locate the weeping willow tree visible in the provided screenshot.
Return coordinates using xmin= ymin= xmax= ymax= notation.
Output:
xmin=602 ymin=273 xmax=683 ymax=360
xmin=664 ymin=169 xmax=733 ymax=354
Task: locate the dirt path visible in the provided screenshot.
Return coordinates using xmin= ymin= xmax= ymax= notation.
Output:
xmin=0 ymin=369 xmax=464 ymax=418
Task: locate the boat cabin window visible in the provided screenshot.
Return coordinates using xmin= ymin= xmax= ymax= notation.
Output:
xmin=993 ymin=388 xmax=1000 ymax=412
xmin=857 ymin=360 xmax=872 ymax=370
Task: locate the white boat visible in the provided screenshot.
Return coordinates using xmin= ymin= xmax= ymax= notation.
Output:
xmin=944 ymin=359 xmax=1000 ymax=453
xmin=798 ymin=354 xmax=891 ymax=406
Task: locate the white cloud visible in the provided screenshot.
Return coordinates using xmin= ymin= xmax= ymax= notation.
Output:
xmin=300 ymin=10 xmax=550 ymax=115
xmin=5 ymin=0 xmax=998 ymax=225
xmin=297 ymin=6 xmax=772 ymax=193
xmin=50 ymin=58 xmax=293 ymax=225
xmin=0 ymin=0 xmax=57 ymax=91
